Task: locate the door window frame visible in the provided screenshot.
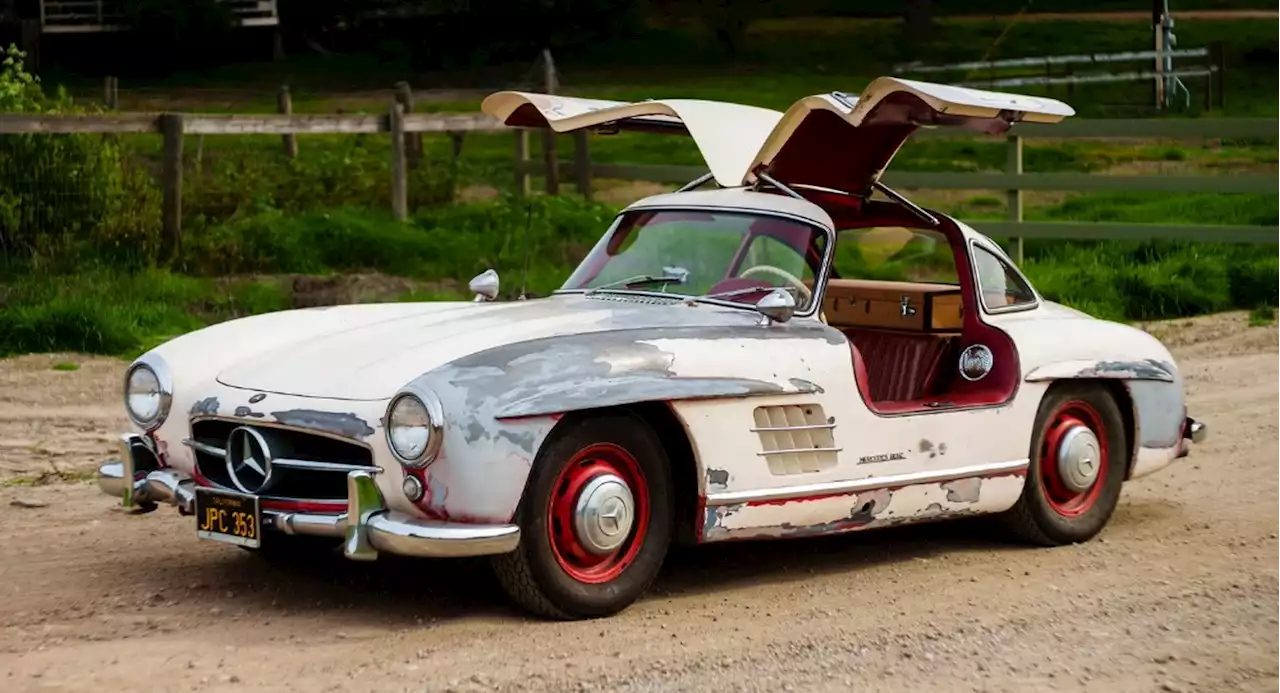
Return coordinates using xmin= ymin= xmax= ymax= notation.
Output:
xmin=966 ymin=238 xmax=1041 ymax=315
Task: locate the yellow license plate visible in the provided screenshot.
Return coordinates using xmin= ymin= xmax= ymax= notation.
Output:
xmin=195 ymin=488 xmax=262 ymax=548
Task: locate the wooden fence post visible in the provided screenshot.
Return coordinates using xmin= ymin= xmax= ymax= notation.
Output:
xmin=1006 ymin=134 xmax=1024 ymax=264
xmin=160 ymin=114 xmax=185 ymax=263
xmin=104 ymin=76 xmax=118 ymax=110
xmin=390 ymin=102 xmax=408 ymax=221
xmin=1211 ymin=41 xmax=1225 ymax=111
xmin=395 ymin=81 xmax=423 ymax=169
xmin=278 ymin=86 xmax=298 ymax=158
xmin=514 ymin=129 xmax=531 ymax=196
xmin=540 ymin=49 xmax=560 ymax=195
xmin=573 ymin=130 xmax=592 ymax=201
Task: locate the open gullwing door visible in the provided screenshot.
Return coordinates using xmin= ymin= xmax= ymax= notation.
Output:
xmin=480 ymin=91 xmax=784 ymax=187
xmin=746 ymin=77 xmax=1075 ymax=194
xmin=481 ymin=79 xmax=1074 ymax=193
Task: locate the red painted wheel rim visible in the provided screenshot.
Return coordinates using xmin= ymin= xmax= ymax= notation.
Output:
xmin=547 ymin=443 xmax=649 ymax=584
xmin=1039 ymin=400 xmax=1110 ymax=518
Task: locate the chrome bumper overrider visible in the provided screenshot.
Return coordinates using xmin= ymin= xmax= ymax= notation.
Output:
xmin=1176 ymin=416 xmax=1208 ymax=459
xmin=97 ymin=434 xmax=521 ymax=560
xmin=1186 ymin=417 xmax=1207 ymax=444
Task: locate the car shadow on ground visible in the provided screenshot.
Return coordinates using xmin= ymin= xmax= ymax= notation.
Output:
xmin=117 ymin=516 xmax=1033 ymax=627
xmin=54 ymin=493 xmax=1176 ymax=630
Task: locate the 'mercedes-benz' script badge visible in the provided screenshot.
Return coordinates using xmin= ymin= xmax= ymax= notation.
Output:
xmin=226 ymin=426 xmax=274 ymax=494
xmin=959 ymin=344 xmax=994 ymax=382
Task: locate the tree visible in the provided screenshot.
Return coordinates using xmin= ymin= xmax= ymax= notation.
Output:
xmin=692 ymin=0 xmax=771 ymax=59
xmin=903 ymin=0 xmax=934 ymax=46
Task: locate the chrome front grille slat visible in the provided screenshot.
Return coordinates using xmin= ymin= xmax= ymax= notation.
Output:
xmin=186 ymin=420 xmax=376 ymax=505
xmin=183 ymin=438 xmax=225 ymax=457
xmin=181 ymin=439 xmax=377 ymax=473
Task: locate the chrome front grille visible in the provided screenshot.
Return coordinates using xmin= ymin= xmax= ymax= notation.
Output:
xmin=187 ymin=419 xmax=376 ymax=504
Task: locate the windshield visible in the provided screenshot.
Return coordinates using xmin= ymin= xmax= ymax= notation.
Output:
xmin=561 ymin=209 xmax=827 ymax=312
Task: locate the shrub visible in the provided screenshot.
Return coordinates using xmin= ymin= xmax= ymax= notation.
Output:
xmin=1114 ymin=256 xmax=1233 ymax=321
xmin=0 ymin=45 xmax=161 ymax=270
xmin=180 ymin=195 xmax=618 ymax=296
xmin=1249 ymin=305 xmax=1277 ymax=327
xmin=1228 ymin=253 xmax=1280 ymax=309
xmin=0 ymin=269 xmax=288 ymax=357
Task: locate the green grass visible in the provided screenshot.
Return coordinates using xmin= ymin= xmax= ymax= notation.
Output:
xmin=51 ymin=362 xmax=80 ymax=371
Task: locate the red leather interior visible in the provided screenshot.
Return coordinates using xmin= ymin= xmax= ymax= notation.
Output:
xmin=844 ymin=329 xmax=956 ymax=403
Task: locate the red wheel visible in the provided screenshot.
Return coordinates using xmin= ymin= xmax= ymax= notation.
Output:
xmin=546 ymin=443 xmax=650 ymax=584
xmin=1000 ymin=384 xmax=1127 ymax=546
xmin=1037 ymin=400 xmax=1109 ymax=518
xmin=491 ymin=414 xmax=673 ymax=620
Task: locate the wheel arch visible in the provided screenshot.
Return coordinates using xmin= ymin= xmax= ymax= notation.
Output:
xmin=533 ymin=401 xmax=703 ymax=547
xmin=1033 ymin=377 xmax=1137 ymax=480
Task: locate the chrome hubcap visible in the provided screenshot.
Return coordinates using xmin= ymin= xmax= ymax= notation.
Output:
xmin=1057 ymin=425 xmax=1101 ymax=493
xmin=573 ymin=473 xmax=635 ymax=555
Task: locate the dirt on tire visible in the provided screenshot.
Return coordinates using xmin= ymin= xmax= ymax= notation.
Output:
xmin=0 ymin=312 xmax=1276 ymax=692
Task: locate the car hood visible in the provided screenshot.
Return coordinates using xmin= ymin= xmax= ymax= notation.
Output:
xmin=215 ymin=294 xmax=763 ymax=400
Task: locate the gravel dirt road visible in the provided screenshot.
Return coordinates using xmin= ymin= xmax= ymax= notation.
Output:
xmin=0 ymin=312 xmax=1276 ymax=693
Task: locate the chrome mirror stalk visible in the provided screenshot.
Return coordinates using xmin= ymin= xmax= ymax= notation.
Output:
xmin=755 ymin=288 xmax=796 ymax=325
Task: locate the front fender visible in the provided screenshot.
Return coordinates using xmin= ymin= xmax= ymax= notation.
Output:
xmin=404 ymin=321 xmax=843 ymax=523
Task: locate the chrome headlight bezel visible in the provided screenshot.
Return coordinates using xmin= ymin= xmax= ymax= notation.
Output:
xmin=123 ymin=354 xmax=173 ymax=431
xmin=385 ymin=390 xmax=443 ymax=468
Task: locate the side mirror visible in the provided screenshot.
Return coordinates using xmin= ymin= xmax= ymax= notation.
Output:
xmin=469 ymin=269 xmax=500 ymax=302
xmin=755 ymin=288 xmax=796 ymax=325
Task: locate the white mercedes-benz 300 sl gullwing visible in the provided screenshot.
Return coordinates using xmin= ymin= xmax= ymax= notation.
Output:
xmin=99 ymin=77 xmax=1207 ymax=620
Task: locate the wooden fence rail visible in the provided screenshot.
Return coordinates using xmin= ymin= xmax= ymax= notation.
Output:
xmin=0 ymin=112 xmax=1275 ymax=254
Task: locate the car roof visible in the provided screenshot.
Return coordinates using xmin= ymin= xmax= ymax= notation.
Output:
xmin=621 ymin=187 xmax=836 ymax=232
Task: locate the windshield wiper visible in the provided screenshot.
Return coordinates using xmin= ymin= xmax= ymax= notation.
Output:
xmin=585 ymin=270 xmax=688 ymax=295
xmin=702 ymin=285 xmax=797 ymax=301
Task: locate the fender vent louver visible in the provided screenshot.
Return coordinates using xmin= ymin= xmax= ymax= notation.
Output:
xmin=751 ymin=404 xmax=839 ymax=475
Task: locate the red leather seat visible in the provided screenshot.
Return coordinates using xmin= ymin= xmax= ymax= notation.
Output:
xmin=845 ymin=330 xmax=954 ymax=403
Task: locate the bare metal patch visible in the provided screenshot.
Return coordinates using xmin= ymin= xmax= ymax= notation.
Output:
xmin=269 ymin=409 xmax=376 ymax=439
xmin=189 ymin=397 xmax=219 ymax=417
xmin=942 ymin=477 xmax=982 ymax=504
xmin=706 ymin=468 xmax=730 ymax=491
xmin=233 ymin=406 xmax=265 ymax=419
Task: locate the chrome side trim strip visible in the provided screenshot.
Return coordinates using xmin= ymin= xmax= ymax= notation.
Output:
xmin=756 ymin=447 xmax=843 ymax=456
xmin=705 ymin=459 xmax=1030 ymax=506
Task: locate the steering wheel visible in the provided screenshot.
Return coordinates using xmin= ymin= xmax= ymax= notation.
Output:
xmin=738 ymin=264 xmax=813 ymax=302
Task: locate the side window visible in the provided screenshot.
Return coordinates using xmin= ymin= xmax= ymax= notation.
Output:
xmin=972 ymin=244 xmax=1036 ymax=310
xmin=834 ymin=227 xmax=959 ymax=284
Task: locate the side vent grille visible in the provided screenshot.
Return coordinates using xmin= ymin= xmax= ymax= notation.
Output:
xmin=752 ymin=404 xmax=839 ymax=475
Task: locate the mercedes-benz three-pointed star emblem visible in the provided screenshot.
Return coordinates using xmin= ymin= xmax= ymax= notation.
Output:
xmin=225 ymin=426 xmax=275 ymax=494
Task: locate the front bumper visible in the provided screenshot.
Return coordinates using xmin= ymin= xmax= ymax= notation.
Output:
xmin=97 ymin=434 xmax=521 ymax=560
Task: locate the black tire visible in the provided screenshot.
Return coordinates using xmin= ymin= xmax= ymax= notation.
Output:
xmin=491 ymin=412 xmax=674 ymax=620
xmin=999 ymin=383 xmax=1127 ymax=546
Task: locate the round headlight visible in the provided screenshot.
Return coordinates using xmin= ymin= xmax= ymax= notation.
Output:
xmin=124 ymin=361 xmax=173 ymax=429
xmin=387 ymin=393 xmax=441 ymax=467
